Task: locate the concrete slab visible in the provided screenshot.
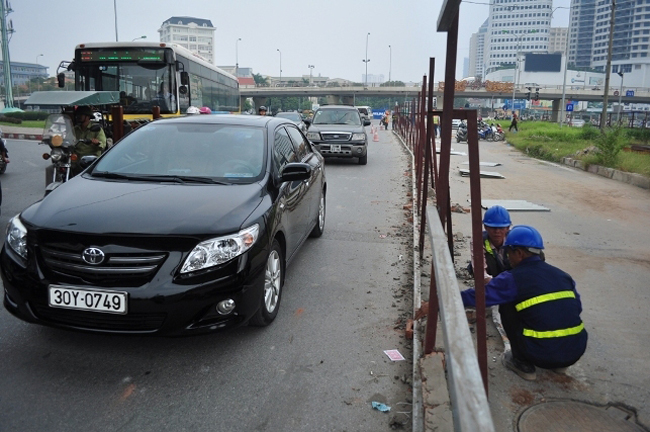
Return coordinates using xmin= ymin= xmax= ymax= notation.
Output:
xmin=459 ymin=169 xmax=505 ymax=179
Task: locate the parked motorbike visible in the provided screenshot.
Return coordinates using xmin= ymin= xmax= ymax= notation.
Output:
xmin=41 ymin=113 xmax=99 ymax=195
xmin=478 ymin=122 xmax=494 ymax=141
xmin=492 ymin=123 xmax=505 ymax=141
xmin=456 ymin=121 xmax=468 ymax=143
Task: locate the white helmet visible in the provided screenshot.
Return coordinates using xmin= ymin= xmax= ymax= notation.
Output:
xmin=186 ymin=106 xmax=200 ymax=115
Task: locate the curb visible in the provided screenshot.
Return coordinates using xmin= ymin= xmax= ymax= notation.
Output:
xmin=561 ymin=157 xmax=650 ymax=190
xmin=5 ymin=133 xmax=42 ymax=141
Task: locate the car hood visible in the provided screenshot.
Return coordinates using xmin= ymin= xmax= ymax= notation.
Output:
xmin=308 ymin=124 xmax=365 ymax=133
xmin=21 ymin=176 xmax=265 ymax=236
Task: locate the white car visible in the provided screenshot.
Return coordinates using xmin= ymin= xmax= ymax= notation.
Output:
xmin=451 ymin=119 xmax=462 ymax=130
xmin=570 ymin=119 xmax=586 ymax=127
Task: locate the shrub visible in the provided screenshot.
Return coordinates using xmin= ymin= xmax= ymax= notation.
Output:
xmin=594 ymin=127 xmax=625 ymax=166
xmin=579 ymin=125 xmax=600 ymax=140
xmin=0 ymin=115 xmax=22 ymax=124
xmin=625 ymin=128 xmax=650 ymax=144
xmin=4 ymin=111 xmax=50 ymax=121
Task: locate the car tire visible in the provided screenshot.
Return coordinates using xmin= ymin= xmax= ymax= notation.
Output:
xmin=358 ymin=154 xmax=368 ymax=165
xmin=309 ymin=188 xmax=326 ymax=238
xmin=250 ymin=239 xmax=284 ymax=327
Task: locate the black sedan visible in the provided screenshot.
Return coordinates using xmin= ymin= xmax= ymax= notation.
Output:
xmin=1 ymin=115 xmax=326 ymax=335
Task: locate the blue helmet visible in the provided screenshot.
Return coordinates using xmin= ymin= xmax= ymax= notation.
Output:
xmin=482 ymin=205 xmax=511 ymax=228
xmin=504 ymin=225 xmax=544 ymax=251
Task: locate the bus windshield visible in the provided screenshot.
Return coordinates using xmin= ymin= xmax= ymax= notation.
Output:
xmin=75 ymin=53 xmax=177 ymax=114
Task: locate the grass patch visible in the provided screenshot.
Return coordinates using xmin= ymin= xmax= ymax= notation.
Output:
xmin=0 ymin=120 xmax=45 ymax=129
xmin=504 ymin=121 xmax=650 ymax=177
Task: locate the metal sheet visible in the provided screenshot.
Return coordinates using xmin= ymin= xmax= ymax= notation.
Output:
xmin=437 ymin=148 xmax=467 ymax=156
xmin=461 ymin=161 xmax=502 ymax=167
xmin=459 ymin=169 xmax=505 ymax=179
xmin=481 ymin=199 xmax=550 ymax=211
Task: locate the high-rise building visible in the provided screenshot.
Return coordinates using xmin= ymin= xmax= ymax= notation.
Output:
xmin=463 ymin=57 xmax=470 ymax=78
xmin=548 ymin=27 xmax=569 ymax=54
xmin=568 ymin=0 xmax=650 ymax=87
xmin=158 ymin=17 xmax=216 ymax=64
xmin=469 ymin=19 xmax=489 ymax=78
xmin=484 ymin=0 xmax=553 ymax=75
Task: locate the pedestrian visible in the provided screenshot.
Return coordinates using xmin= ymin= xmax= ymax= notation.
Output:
xmin=461 ymin=225 xmax=588 ymax=381
xmin=391 ymin=111 xmax=398 ymax=130
xmin=433 ymin=115 xmax=440 ymax=137
xmin=509 ymin=112 xmax=518 ymax=132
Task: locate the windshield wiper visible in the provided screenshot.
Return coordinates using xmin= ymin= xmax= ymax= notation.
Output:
xmin=92 ymin=172 xmax=230 ymax=184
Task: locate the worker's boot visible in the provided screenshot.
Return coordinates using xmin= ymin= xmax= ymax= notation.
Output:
xmin=502 ymin=351 xmax=536 ymax=381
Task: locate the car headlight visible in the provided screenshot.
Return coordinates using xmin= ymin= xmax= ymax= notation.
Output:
xmin=351 ymin=133 xmax=366 ymax=141
xmin=6 ymin=215 xmax=28 ymax=260
xmin=50 ymin=148 xmax=64 ymax=162
xmin=181 ymin=224 xmax=259 ymax=274
xmin=306 ymin=132 xmax=320 ymax=140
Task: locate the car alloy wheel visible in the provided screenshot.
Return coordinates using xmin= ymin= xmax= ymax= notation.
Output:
xmin=310 ymin=189 xmax=326 ymax=238
xmin=251 ymin=239 xmax=283 ymax=326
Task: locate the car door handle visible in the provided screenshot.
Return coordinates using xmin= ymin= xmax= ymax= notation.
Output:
xmin=280 ymin=203 xmax=285 ymax=210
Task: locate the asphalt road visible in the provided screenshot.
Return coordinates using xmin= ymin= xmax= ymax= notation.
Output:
xmin=0 ymin=130 xmax=415 ymax=432
xmin=444 ymin=135 xmax=650 ymax=430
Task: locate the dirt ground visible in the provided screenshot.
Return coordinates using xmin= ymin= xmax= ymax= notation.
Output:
xmin=419 ymin=136 xmax=650 ymax=431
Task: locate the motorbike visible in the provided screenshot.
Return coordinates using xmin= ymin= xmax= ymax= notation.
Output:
xmin=41 ymin=113 xmax=100 ymax=195
xmin=478 ymin=122 xmax=494 ymax=141
xmin=456 ymin=122 xmax=468 ymax=143
xmin=492 ymin=123 xmax=505 ymax=141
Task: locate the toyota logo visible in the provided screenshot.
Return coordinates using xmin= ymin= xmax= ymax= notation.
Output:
xmin=82 ymin=247 xmax=105 ymax=265
xmin=333 ymin=135 xmax=339 ymax=139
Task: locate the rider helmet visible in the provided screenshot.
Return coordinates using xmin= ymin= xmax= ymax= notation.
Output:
xmin=504 ymin=225 xmax=544 ymax=253
xmin=482 ymin=205 xmax=511 ymax=228
xmin=186 ymin=106 xmax=200 ymax=115
xmin=258 ymin=106 xmax=267 ymax=115
xmin=199 ymin=106 xmax=212 ymax=115
xmin=75 ymin=106 xmax=94 ymax=117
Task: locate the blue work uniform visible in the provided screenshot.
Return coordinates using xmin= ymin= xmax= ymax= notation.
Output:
xmin=461 ymin=255 xmax=587 ymax=369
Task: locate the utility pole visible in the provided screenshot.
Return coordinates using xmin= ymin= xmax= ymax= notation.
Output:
xmin=601 ymin=0 xmax=616 ymax=131
xmin=0 ymin=0 xmax=14 ymax=108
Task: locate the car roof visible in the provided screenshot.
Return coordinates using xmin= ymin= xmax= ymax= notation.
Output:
xmin=151 ymin=114 xmax=294 ymax=128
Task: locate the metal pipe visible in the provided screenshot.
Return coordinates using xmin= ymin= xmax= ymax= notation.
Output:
xmin=601 ymin=0 xmax=617 ymax=131
xmin=617 ymin=72 xmax=624 ymax=123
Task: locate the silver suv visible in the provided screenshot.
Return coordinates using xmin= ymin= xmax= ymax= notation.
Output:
xmin=305 ymin=105 xmax=371 ymax=165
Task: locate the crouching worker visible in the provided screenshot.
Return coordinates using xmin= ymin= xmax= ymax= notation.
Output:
xmin=461 ymin=225 xmax=587 ymax=381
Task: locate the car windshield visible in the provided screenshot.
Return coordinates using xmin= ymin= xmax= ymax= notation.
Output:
xmin=276 ymin=112 xmax=302 ymax=122
xmin=93 ymin=123 xmax=266 ymax=183
xmin=312 ymin=109 xmax=361 ymax=125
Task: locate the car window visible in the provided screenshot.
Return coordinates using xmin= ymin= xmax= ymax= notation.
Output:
xmin=93 ymin=123 xmax=266 ymax=182
xmin=313 ymin=109 xmax=361 ymax=125
xmin=273 ymin=127 xmax=297 ymax=172
xmin=276 ymin=112 xmax=301 ymax=122
xmin=286 ymin=126 xmax=310 ymax=161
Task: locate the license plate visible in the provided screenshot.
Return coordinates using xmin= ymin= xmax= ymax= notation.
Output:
xmin=48 ymin=285 xmax=128 ymax=314
xmin=330 ymin=145 xmax=341 ymax=153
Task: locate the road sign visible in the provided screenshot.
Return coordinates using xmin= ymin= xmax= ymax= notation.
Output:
xmin=626 ymin=90 xmax=635 ymax=97
xmin=614 ymin=90 xmax=619 ymax=96
xmin=566 ymin=103 xmax=574 ymax=112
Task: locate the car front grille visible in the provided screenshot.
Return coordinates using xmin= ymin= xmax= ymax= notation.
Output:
xmin=319 ymin=145 xmax=353 ymax=156
xmin=31 ymin=304 xmax=166 ymax=332
xmin=40 ymin=245 xmax=167 ymax=286
xmin=320 ymin=132 xmax=352 ymax=142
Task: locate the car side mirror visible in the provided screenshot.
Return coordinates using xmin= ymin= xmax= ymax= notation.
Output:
xmin=280 ymin=163 xmax=311 ymax=182
xmin=180 ymin=71 xmax=189 ymax=86
xmin=364 ymin=119 xmax=371 ymax=126
xmin=79 ymin=155 xmax=98 ymax=169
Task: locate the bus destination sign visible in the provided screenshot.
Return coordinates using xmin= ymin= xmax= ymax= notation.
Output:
xmin=79 ymin=49 xmax=165 ymax=62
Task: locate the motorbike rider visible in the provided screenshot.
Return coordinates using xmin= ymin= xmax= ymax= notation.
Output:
xmin=258 ymin=106 xmax=268 ymax=116
xmin=0 ymin=128 xmax=9 ymax=164
xmin=74 ymin=106 xmax=106 ymax=158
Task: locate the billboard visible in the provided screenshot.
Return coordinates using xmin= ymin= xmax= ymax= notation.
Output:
xmin=524 ymin=53 xmax=562 ymax=72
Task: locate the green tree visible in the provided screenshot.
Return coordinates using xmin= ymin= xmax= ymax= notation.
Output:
xmin=253 ymin=73 xmax=269 ymax=87
xmin=380 ymin=81 xmax=405 ymax=87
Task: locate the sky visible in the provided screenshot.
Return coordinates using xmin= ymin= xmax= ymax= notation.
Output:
xmin=8 ymin=0 xmax=571 ymax=83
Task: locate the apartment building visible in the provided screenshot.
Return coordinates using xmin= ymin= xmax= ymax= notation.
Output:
xmin=158 ymin=17 xmax=216 ymax=64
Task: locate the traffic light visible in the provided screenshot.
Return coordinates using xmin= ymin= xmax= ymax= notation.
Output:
xmin=526 ymin=87 xmax=532 ymax=101
xmin=534 ymin=88 xmax=540 ymax=101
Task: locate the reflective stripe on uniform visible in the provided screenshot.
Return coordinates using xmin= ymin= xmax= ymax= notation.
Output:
xmin=522 ymin=322 xmax=584 ymax=339
xmin=484 ymin=239 xmax=494 ymax=256
xmin=515 ymin=290 xmax=576 ymax=312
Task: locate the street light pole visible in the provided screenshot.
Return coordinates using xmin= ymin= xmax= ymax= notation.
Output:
xmin=131 ymin=35 xmax=146 ymax=42
xmin=235 ymin=38 xmax=241 ymax=77
xmin=363 ymin=32 xmax=370 ymax=87
xmin=308 ymin=64 xmax=314 ymax=84
xmin=388 ymin=44 xmax=392 ymax=83
xmin=617 ymin=71 xmax=624 ymax=123
xmin=277 ymin=48 xmax=282 ymax=86
xmin=35 ymin=54 xmax=43 ymax=92
xmin=601 ymin=0 xmax=617 ymax=131
xmin=113 ymin=0 xmax=118 ymax=42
